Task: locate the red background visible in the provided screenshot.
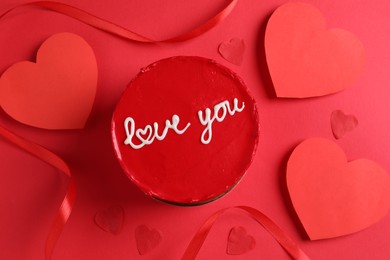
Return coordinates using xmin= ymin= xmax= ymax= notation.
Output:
xmin=0 ymin=0 xmax=389 ymax=259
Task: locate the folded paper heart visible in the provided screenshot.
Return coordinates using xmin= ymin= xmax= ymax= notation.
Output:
xmin=218 ymin=38 xmax=245 ymax=65
xmin=94 ymin=205 xmax=124 ymax=235
xmin=227 ymin=226 xmax=256 ymax=255
xmin=287 ymin=138 xmax=390 ymax=239
xmin=135 ymin=225 xmax=162 ymax=255
xmin=265 ymin=2 xmax=365 ymax=98
xmin=0 ymin=32 xmax=97 ymax=129
xmin=330 ymin=110 xmax=358 ymax=139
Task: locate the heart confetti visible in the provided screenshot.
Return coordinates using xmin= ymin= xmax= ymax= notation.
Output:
xmin=94 ymin=205 xmax=124 ymax=235
xmin=135 ymin=225 xmax=162 ymax=255
xmin=218 ymin=38 xmax=245 ymax=65
xmin=227 ymin=226 xmax=256 ymax=255
xmin=287 ymin=138 xmax=390 ymax=239
xmin=265 ymin=2 xmax=365 ymax=98
xmin=331 ymin=110 xmax=358 ymax=139
xmin=0 ymin=32 xmax=97 ymax=129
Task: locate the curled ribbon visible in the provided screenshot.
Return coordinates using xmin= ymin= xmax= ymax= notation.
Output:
xmin=0 ymin=0 xmax=238 ymax=43
xmin=0 ymin=124 xmax=75 ymax=260
xmin=182 ymin=206 xmax=310 ymax=260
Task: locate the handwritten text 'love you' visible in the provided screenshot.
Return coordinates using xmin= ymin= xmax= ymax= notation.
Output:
xmin=123 ymin=98 xmax=245 ymax=149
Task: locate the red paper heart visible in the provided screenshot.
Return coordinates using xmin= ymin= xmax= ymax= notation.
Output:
xmin=331 ymin=110 xmax=358 ymax=139
xmin=0 ymin=32 xmax=97 ymax=129
xmin=135 ymin=225 xmax=162 ymax=255
xmin=265 ymin=3 xmax=365 ymax=98
xmin=287 ymin=138 xmax=390 ymax=239
xmin=227 ymin=226 xmax=256 ymax=255
xmin=218 ymin=38 xmax=245 ymax=65
xmin=94 ymin=205 xmax=124 ymax=235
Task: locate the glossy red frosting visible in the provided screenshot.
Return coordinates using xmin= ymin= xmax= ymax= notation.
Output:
xmin=111 ymin=56 xmax=259 ymax=205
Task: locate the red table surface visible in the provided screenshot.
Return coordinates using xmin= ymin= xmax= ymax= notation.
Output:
xmin=0 ymin=0 xmax=389 ymax=259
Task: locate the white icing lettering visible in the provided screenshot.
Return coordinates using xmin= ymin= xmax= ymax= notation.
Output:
xmin=122 ymin=98 xmax=245 ymax=149
xmin=198 ymin=98 xmax=245 ymax=144
xmin=124 ymin=115 xmax=191 ymax=149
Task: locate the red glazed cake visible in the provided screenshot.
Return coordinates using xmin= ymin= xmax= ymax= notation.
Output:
xmin=111 ymin=56 xmax=259 ymax=205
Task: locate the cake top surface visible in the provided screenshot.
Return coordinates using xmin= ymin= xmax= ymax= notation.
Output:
xmin=112 ymin=56 xmax=259 ymax=205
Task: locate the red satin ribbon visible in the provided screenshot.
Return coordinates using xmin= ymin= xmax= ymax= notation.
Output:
xmin=182 ymin=206 xmax=310 ymax=260
xmin=0 ymin=125 xmax=75 ymax=260
xmin=0 ymin=0 xmax=238 ymax=43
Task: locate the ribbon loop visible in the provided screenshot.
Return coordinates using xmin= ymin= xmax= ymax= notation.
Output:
xmin=0 ymin=125 xmax=75 ymax=260
xmin=182 ymin=206 xmax=310 ymax=260
xmin=0 ymin=0 xmax=238 ymax=43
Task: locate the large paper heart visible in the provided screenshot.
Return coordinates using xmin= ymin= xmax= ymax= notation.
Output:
xmin=265 ymin=3 xmax=365 ymax=98
xmin=0 ymin=32 xmax=97 ymax=129
xmin=227 ymin=226 xmax=256 ymax=255
xmin=287 ymin=138 xmax=390 ymax=239
xmin=94 ymin=205 xmax=124 ymax=235
xmin=135 ymin=225 xmax=162 ymax=255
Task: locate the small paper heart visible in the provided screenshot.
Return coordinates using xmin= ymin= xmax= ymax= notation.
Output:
xmin=331 ymin=110 xmax=358 ymax=139
xmin=227 ymin=226 xmax=256 ymax=255
xmin=94 ymin=205 xmax=124 ymax=235
xmin=218 ymin=38 xmax=245 ymax=65
xmin=135 ymin=225 xmax=162 ymax=255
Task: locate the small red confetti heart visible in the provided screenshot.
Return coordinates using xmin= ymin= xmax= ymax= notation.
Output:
xmin=331 ymin=110 xmax=358 ymax=139
xmin=135 ymin=225 xmax=162 ymax=255
xmin=227 ymin=226 xmax=256 ymax=255
xmin=94 ymin=205 xmax=124 ymax=235
xmin=218 ymin=38 xmax=245 ymax=65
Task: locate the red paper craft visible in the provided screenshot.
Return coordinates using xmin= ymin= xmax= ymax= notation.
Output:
xmin=0 ymin=32 xmax=97 ymax=129
xmin=265 ymin=2 xmax=365 ymax=98
xmin=94 ymin=205 xmax=124 ymax=235
xmin=227 ymin=226 xmax=256 ymax=255
xmin=111 ymin=56 xmax=259 ymax=205
xmin=287 ymin=138 xmax=390 ymax=239
xmin=218 ymin=38 xmax=245 ymax=65
xmin=330 ymin=110 xmax=358 ymax=139
xmin=135 ymin=225 xmax=162 ymax=255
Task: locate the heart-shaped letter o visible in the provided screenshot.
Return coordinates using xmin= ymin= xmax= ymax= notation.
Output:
xmin=287 ymin=138 xmax=390 ymax=239
xmin=0 ymin=33 xmax=97 ymax=129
